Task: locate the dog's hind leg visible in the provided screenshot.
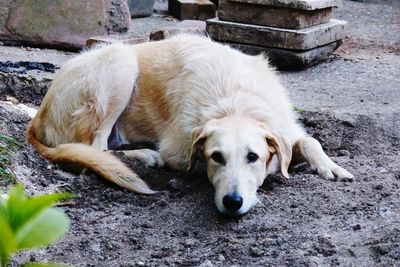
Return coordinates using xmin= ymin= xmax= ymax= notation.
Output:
xmin=293 ymin=137 xmax=354 ymax=181
xmin=91 ymin=100 xmax=131 ymax=151
xmin=122 ymin=149 xmax=165 ymax=168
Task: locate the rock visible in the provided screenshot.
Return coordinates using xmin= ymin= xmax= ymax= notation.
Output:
xmin=218 ymin=254 xmax=225 ymax=261
xmin=228 ymin=40 xmax=342 ymax=70
xmin=338 ymin=150 xmax=351 ymax=157
xmin=1 ymin=0 xmax=131 ymax=50
xmin=90 ymin=243 xmax=102 ymax=253
xmin=374 ymin=184 xmax=383 ymax=190
xmin=218 ymin=0 xmax=333 ymax=29
xmin=184 ymin=238 xmax=196 ymax=247
xmin=86 ymin=35 xmax=148 ymax=48
xmin=168 ymin=0 xmax=216 ymax=21
xmin=228 ymin=0 xmax=342 ymax=10
xmin=150 ymin=20 xmax=206 ymax=41
xmin=127 ymin=0 xmax=155 ymax=18
xmin=352 ymin=224 xmax=361 ymax=230
xmin=206 ymin=18 xmax=347 ymax=50
xmin=249 ymin=247 xmax=263 ymax=257
xmin=168 ymin=178 xmax=185 ymax=191
xmin=198 ymin=259 xmax=214 ymax=267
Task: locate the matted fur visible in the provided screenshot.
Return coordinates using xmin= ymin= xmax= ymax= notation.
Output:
xmin=27 ymin=35 xmax=354 ymax=215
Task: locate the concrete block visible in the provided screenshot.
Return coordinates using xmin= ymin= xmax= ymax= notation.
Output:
xmin=128 ymin=0 xmax=155 ymax=18
xmin=229 ymin=40 xmax=342 ymax=70
xmin=86 ymin=35 xmax=148 ymax=48
xmin=206 ymin=18 xmax=347 ymax=50
xmin=218 ymin=0 xmax=332 ymax=28
xmin=1 ymin=0 xmax=131 ymax=50
xmin=230 ymin=0 xmax=341 ymax=10
xmin=168 ymin=0 xmax=216 ymax=21
xmin=149 ymin=20 xmax=206 ymax=40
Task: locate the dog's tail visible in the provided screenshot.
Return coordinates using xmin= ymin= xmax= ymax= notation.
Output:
xmin=26 ymin=123 xmax=156 ymax=194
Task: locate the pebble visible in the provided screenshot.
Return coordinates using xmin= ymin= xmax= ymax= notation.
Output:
xmin=90 ymin=243 xmax=101 ymax=253
xmin=198 ymin=259 xmax=214 ymax=267
xmin=137 ymin=261 xmax=145 ymax=266
xmin=5 ymin=96 xmax=19 ymax=104
xmin=352 ymin=224 xmax=361 ymax=230
xmin=141 ymin=221 xmax=153 ymax=229
xmin=249 ymin=247 xmax=263 ymax=257
xmin=168 ymin=178 xmax=184 ymax=191
xmin=342 ymin=120 xmax=356 ymax=127
xmin=184 ymin=238 xmax=196 ymax=247
xmin=218 ymin=254 xmax=225 ymax=261
xmin=338 ymin=150 xmax=351 ymax=157
xmin=374 ymin=184 xmax=384 ymax=190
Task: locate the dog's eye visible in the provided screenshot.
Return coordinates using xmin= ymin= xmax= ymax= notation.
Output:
xmin=247 ymin=152 xmax=259 ymax=163
xmin=211 ymin=152 xmax=225 ymax=164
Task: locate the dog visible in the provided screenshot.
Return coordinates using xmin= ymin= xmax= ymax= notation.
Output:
xmin=27 ymin=35 xmax=354 ymax=216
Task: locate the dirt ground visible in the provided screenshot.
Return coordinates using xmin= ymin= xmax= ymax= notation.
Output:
xmin=1 ymin=0 xmax=399 ymax=266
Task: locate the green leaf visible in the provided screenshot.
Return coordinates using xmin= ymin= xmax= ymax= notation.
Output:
xmin=6 ymin=184 xmax=27 ymax=228
xmin=16 ymin=208 xmax=70 ymax=250
xmin=0 ymin=197 xmax=7 ymax=219
xmin=0 ymin=214 xmax=17 ymax=267
xmin=7 ymin=184 xmax=73 ymax=232
xmin=22 ymin=262 xmax=69 ymax=267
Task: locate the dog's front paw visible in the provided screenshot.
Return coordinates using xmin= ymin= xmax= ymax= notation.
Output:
xmin=315 ymin=163 xmax=354 ymax=182
xmin=123 ymin=149 xmax=165 ymax=168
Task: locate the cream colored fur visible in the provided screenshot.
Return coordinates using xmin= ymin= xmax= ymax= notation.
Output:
xmin=27 ymin=35 xmax=354 ymax=215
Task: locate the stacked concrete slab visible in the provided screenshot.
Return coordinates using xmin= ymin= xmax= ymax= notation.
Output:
xmin=206 ymin=0 xmax=347 ymax=70
xmin=168 ymin=0 xmax=216 ymax=20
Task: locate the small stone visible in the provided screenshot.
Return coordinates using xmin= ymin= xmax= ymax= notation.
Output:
xmin=374 ymin=184 xmax=383 ymax=190
xmin=338 ymin=150 xmax=351 ymax=157
xmin=352 ymin=224 xmax=361 ymax=230
xmin=184 ymin=238 xmax=196 ymax=247
xmin=168 ymin=178 xmax=185 ymax=191
xmin=218 ymin=254 xmax=225 ymax=261
xmin=198 ymin=259 xmax=214 ymax=267
xmin=141 ymin=221 xmax=153 ymax=228
xmin=249 ymin=247 xmax=263 ymax=257
xmin=6 ymin=96 xmax=19 ymax=104
xmin=342 ymin=120 xmax=356 ymax=127
xmin=90 ymin=243 xmax=101 ymax=253
xmin=137 ymin=261 xmax=145 ymax=266
xmin=373 ymin=244 xmax=389 ymax=255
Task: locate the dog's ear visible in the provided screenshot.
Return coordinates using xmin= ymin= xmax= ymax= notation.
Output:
xmin=266 ymin=134 xmax=292 ymax=178
xmin=187 ymin=126 xmax=208 ymax=171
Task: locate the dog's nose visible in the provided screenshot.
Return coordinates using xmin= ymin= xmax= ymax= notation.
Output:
xmin=223 ymin=193 xmax=243 ymax=212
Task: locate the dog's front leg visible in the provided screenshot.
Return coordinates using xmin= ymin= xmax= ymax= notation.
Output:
xmin=122 ymin=149 xmax=165 ymax=168
xmin=293 ymin=137 xmax=354 ymax=181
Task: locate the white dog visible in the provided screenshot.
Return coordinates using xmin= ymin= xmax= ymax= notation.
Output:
xmin=27 ymin=35 xmax=353 ymax=216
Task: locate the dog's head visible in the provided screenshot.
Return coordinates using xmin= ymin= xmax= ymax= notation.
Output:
xmin=188 ymin=117 xmax=292 ymax=216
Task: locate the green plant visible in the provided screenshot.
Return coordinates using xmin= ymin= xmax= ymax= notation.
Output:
xmin=293 ymin=107 xmax=306 ymax=115
xmin=0 ymin=133 xmax=22 ymax=183
xmin=0 ymin=184 xmax=73 ymax=267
